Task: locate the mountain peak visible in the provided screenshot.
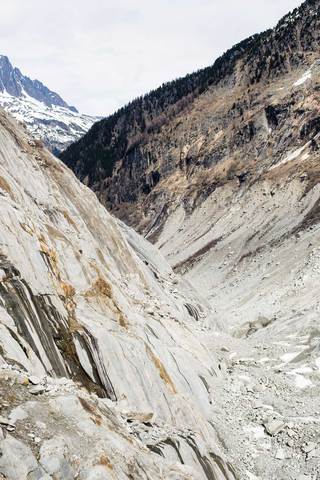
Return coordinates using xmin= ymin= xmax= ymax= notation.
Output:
xmin=0 ymin=54 xmax=11 ymax=64
xmin=0 ymin=54 xmax=76 ymax=111
xmin=0 ymin=55 xmax=99 ymax=153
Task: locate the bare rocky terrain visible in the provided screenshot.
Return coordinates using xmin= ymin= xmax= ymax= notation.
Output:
xmin=60 ymin=0 xmax=320 ymax=240
xmin=58 ymin=1 xmax=320 ymax=478
xmin=0 ymin=111 xmax=237 ymax=479
xmin=1 ymin=1 xmax=320 ymax=479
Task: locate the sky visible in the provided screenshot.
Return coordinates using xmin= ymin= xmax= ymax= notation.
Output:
xmin=0 ymin=0 xmax=303 ymax=116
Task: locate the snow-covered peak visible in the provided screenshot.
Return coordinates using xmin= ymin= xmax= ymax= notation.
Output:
xmin=0 ymin=54 xmax=72 ymax=109
xmin=0 ymin=55 xmax=100 ymax=152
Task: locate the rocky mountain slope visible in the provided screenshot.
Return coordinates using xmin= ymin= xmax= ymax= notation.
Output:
xmin=60 ymin=0 xmax=320 ymax=224
xmin=58 ymin=1 xmax=320 ymax=478
xmin=1 ymin=111 xmax=320 ymax=480
xmin=0 ymin=55 xmax=98 ymax=153
xmin=0 ymin=111 xmax=239 ymax=479
xmin=59 ymin=0 xmax=320 ymax=346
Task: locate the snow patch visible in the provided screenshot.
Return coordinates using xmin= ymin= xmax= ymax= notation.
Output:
xmin=280 ymin=351 xmax=301 ymax=363
xmin=270 ymin=143 xmax=310 ymax=170
xmin=293 ymin=60 xmax=320 ymax=87
xmin=293 ymin=69 xmax=312 ymax=86
xmin=258 ymin=357 xmax=270 ymax=363
xmin=293 ymin=374 xmax=313 ymax=389
xmin=246 ymin=471 xmax=260 ymax=480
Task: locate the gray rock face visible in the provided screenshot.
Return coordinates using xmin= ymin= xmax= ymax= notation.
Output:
xmin=0 ymin=111 xmax=235 ymax=479
xmin=39 ymin=438 xmax=74 ymax=479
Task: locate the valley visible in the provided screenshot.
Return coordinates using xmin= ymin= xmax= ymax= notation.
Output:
xmin=0 ymin=1 xmax=320 ymax=479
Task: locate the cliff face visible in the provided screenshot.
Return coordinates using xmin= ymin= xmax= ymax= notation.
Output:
xmin=0 ymin=112 xmax=235 ymax=479
xmin=60 ymin=0 xmax=320 ymax=233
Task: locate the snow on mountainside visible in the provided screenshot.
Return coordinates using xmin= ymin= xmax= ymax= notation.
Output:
xmin=0 ymin=55 xmax=99 ymax=153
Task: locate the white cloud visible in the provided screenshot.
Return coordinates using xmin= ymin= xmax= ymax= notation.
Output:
xmin=0 ymin=0 xmax=303 ymax=115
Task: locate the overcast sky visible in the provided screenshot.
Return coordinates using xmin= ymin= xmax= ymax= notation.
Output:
xmin=0 ymin=0 xmax=303 ymax=116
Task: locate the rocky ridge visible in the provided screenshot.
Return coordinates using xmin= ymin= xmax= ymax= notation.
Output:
xmin=0 ymin=55 xmax=98 ymax=153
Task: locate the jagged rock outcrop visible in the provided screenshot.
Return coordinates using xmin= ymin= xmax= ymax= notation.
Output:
xmin=0 ymin=111 xmax=236 ymax=479
xmin=0 ymin=55 xmax=99 ymax=153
